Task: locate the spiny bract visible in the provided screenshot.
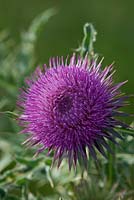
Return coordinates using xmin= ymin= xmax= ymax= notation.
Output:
xmin=18 ymin=55 xmax=128 ymax=170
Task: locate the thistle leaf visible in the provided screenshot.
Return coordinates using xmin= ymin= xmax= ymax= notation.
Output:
xmin=0 ymin=111 xmax=18 ymax=119
xmin=17 ymin=8 xmax=57 ymax=74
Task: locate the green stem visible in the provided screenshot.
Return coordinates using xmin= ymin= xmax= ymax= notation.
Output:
xmin=108 ymin=143 xmax=116 ymax=186
xmin=78 ymin=23 xmax=97 ymax=59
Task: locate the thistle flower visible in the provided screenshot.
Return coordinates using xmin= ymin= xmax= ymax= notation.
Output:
xmin=18 ymin=55 xmax=128 ymax=169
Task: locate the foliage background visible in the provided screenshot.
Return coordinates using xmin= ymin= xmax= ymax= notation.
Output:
xmin=0 ymin=0 xmax=134 ymax=199
xmin=0 ymin=0 xmax=134 ymax=94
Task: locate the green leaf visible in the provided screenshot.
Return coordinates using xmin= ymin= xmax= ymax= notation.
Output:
xmin=16 ymin=156 xmax=42 ymax=168
xmin=45 ymin=158 xmax=52 ymax=166
xmin=0 ymin=188 xmax=6 ymax=199
xmin=17 ymin=8 xmax=57 ymax=74
xmin=45 ymin=166 xmax=54 ymax=188
xmin=1 ymin=160 xmax=16 ymax=174
xmin=116 ymin=127 xmax=134 ymax=137
xmin=16 ymin=177 xmax=29 ymax=186
xmin=0 ymin=111 xmax=18 ymax=119
xmin=0 ymin=140 xmax=12 ymax=173
xmin=4 ymin=195 xmax=20 ymax=200
xmin=116 ymin=153 xmax=134 ymax=165
xmin=29 ymin=180 xmax=56 ymax=197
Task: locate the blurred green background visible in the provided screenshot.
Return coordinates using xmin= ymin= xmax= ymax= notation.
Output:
xmin=0 ymin=1 xmax=134 ymax=199
xmin=0 ymin=0 xmax=134 ymax=88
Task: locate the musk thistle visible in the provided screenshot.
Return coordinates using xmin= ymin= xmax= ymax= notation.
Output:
xmin=18 ymin=55 xmax=128 ymax=169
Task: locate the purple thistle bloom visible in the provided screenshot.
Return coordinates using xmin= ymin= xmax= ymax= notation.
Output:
xmin=18 ymin=54 xmax=128 ymax=169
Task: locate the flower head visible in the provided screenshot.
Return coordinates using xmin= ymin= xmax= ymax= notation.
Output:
xmin=18 ymin=55 xmax=128 ymax=169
